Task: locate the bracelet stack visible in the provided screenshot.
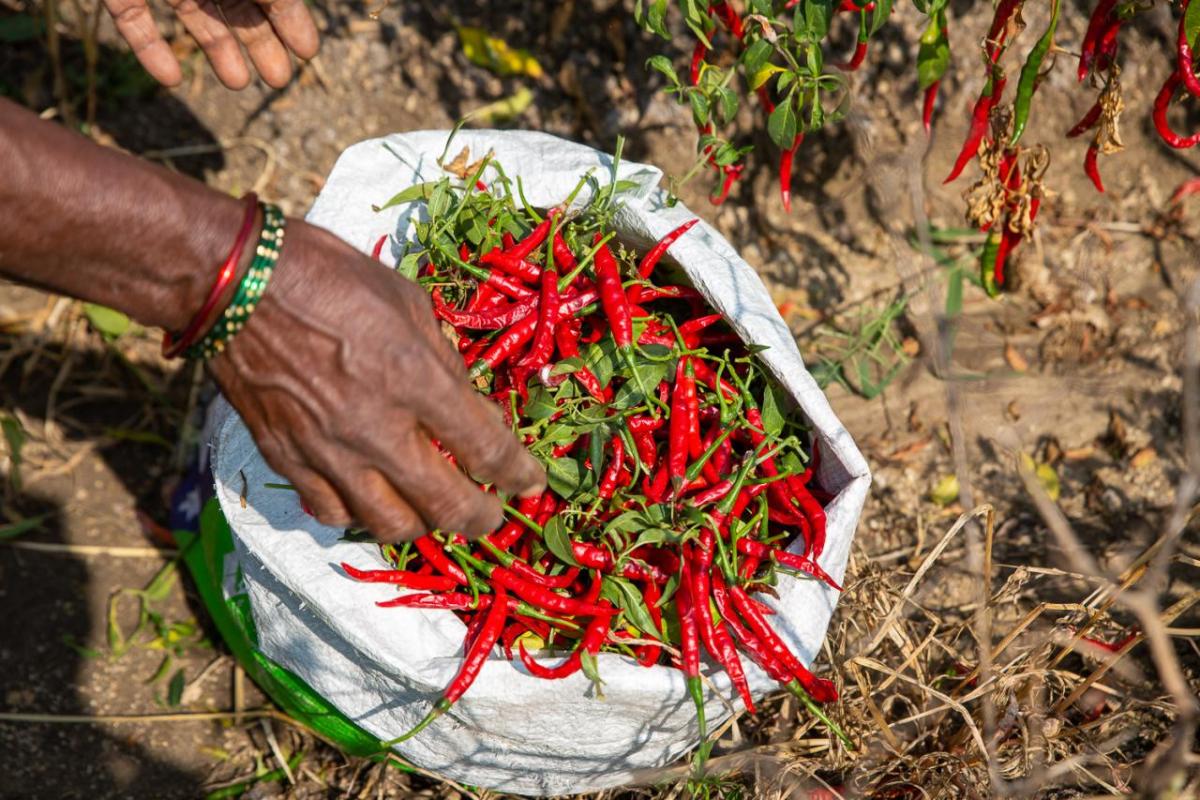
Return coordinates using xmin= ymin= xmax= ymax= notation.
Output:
xmin=161 ymin=194 xmax=286 ymax=360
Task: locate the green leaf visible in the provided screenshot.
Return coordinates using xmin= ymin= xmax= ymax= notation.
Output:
xmin=397 ymin=253 xmax=421 ymax=280
xmin=804 ymin=0 xmax=835 ymax=39
xmin=84 ymin=304 xmax=129 ymax=339
xmin=688 ymin=91 xmax=711 ymax=126
xmin=373 ymin=181 xmax=437 ymax=212
xmin=916 ymin=23 xmax=950 ymax=89
xmin=0 ymin=513 xmax=47 ymax=540
xmin=760 ymin=384 xmax=786 ymax=437
xmin=767 ymin=98 xmax=798 ymax=149
xmin=166 ymin=668 xmax=186 ymax=706
xmin=1186 ymin=0 xmax=1200 ymax=49
xmin=945 ymin=265 xmax=963 ymax=319
xmin=146 ymin=654 xmax=173 ymax=684
xmin=741 ymin=39 xmax=773 ymax=77
xmin=870 ymin=0 xmax=894 ymax=35
xmin=605 ymin=576 xmax=662 ymax=639
xmin=646 ymin=55 xmax=680 ymax=87
xmin=143 ymin=561 xmax=178 ymax=604
xmin=541 ymin=514 xmax=581 ymax=567
xmin=579 ymin=650 xmax=604 ymax=698
xmin=107 ymin=589 xmax=143 ymax=658
xmin=547 ymin=457 xmax=584 ymax=499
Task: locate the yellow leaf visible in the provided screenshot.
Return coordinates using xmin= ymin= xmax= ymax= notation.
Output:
xmin=457 ymin=27 xmax=544 ymax=79
xmin=469 ymin=87 xmax=534 ymax=125
xmin=750 ymin=64 xmax=785 ymax=91
xmin=930 ymin=474 xmax=959 ymax=507
xmin=1020 ymin=453 xmax=1060 ymax=501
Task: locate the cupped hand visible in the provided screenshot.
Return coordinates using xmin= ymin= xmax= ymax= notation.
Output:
xmin=103 ymin=0 xmax=319 ymax=90
xmin=209 ymin=220 xmax=547 ymax=542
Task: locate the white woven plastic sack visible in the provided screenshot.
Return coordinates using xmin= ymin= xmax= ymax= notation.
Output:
xmin=208 ymin=130 xmax=870 ymax=796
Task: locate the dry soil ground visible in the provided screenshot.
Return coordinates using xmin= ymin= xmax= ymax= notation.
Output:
xmin=0 ymin=0 xmax=1198 ymax=798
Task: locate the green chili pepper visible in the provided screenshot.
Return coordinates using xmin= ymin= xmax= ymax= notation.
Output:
xmin=1010 ymin=0 xmax=1060 ymax=146
xmin=980 ymin=229 xmax=1003 ymax=299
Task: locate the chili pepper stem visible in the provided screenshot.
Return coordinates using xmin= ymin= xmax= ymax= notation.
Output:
xmin=381 ymin=697 xmax=453 ymax=746
xmin=785 ymin=682 xmax=855 ymax=750
xmin=686 ymin=675 xmax=710 ymax=758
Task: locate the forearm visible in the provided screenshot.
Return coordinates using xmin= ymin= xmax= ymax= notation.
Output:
xmin=0 ymin=97 xmax=245 ymax=331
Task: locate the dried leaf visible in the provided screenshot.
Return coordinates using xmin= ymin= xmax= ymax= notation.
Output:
xmin=1004 ymin=342 xmax=1029 ymax=373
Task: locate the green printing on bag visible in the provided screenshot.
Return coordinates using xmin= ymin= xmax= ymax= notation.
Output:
xmin=175 ymin=498 xmax=385 ymax=758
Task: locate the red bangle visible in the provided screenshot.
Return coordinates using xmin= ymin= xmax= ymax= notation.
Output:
xmin=162 ymin=193 xmax=259 ymax=358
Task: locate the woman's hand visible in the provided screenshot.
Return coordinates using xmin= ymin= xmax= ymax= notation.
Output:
xmin=209 ymin=221 xmax=547 ymax=542
xmin=102 ymin=0 xmax=319 ymax=90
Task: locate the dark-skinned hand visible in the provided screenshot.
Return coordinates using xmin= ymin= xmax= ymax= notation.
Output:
xmin=208 ymin=221 xmax=547 ymax=542
xmin=103 ymin=0 xmax=319 ymax=90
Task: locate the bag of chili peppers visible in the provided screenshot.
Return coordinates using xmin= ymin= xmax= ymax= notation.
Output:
xmin=205 ymin=130 xmax=870 ymax=796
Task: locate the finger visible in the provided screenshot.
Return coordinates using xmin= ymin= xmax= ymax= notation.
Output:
xmin=337 ymin=471 xmax=426 ymax=543
xmin=216 ymin=0 xmax=293 ymax=88
xmin=412 ymin=359 xmax=547 ymax=499
xmin=285 ymin=466 xmax=351 ymax=528
xmin=375 ymin=427 xmax=505 ymax=539
xmin=166 ymin=0 xmax=252 ymax=90
xmin=102 ymin=0 xmax=183 ymax=87
xmin=256 ymin=0 xmax=319 ymax=60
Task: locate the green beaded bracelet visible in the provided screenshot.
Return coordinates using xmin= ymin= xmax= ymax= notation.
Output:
xmin=187 ymin=203 xmax=286 ymax=360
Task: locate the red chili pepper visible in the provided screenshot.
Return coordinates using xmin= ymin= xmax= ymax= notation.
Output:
xmin=483 ymin=269 xmax=537 ymax=301
xmin=676 ymin=553 xmax=708 ymax=744
xmin=636 ymin=579 xmax=664 ymax=666
xmin=552 ymin=231 xmax=577 ymax=272
xmin=668 ymin=358 xmax=696 ymax=491
xmin=1155 ymin=72 xmax=1200 ymax=149
xmin=597 ymin=435 xmax=626 ymax=500
xmin=1170 ymin=176 xmax=1200 ymax=204
xmin=728 ymin=585 xmax=837 ymax=703
xmin=388 ymin=585 xmax=509 ymax=743
xmin=734 ymin=539 xmax=842 ymax=591
xmin=594 ymin=237 xmax=634 ymax=351
xmin=637 ymin=219 xmax=700 ymax=281
xmin=376 ymin=591 xmax=486 ymax=609
xmin=629 ymin=284 xmax=704 ymax=305
xmin=1079 ymin=0 xmax=1118 ymax=81
xmin=414 ymin=535 xmax=468 ymax=585
xmin=488 ymin=493 xmax=542 ymax=550
xmin=554 ymin=317 xmax=608 ymax=401
xmin=710 ymin=163 xmax=743 ymax=205
xmin=778 ymin=134 xmax=804 ymax=212
xmin=690 ymin=41 xmax=707 ymax=86
xmin=491 ymin=566 xmax=610 ymax=618
xmin=643 ymin=463 xmax=671 ymax=504
xmin=507 ymin=213 xmax=556 ymax=261
xmin=481 ymin=249 xmax=541 ymax=284
xmin=985 ymin=0 xmax=1021 ymax=62
xmin=837 ymin=40 xmax=868 ymax=73
xmin=713 ymin=573 xmax=791 ymax=683
xmin=691 ymin=533 xmax=721 ymax=660
xmin=710 ymin=1 xmax=743 ymax=39
xmin=515 ymin=268 xmax=560 ymax=370
xmin=1084 ymin=143 xmax=1104 ymax=193
xmin=944 ymin=74 xmax=1007 ymax=184
xmin=922 ymin=80 xmax=939 ymax=135
xmin=1066 ymin=101 xmax=1102 ymax=138
xmin=341 ymin=563 xmax=459 ymax=592
xmin=1180 ymin=0 xmax=1200 ymax=98
xmin=371 ymin=234 xmax=388 ymax=261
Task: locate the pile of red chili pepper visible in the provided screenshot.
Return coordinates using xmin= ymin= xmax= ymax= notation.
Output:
xmin=339 ymin=154 xmax=849 ymax=758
